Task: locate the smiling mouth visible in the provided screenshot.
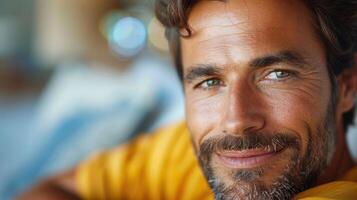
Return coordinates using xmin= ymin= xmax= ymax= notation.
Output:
xmin=216 ymin=147 xmax=285 ymax=169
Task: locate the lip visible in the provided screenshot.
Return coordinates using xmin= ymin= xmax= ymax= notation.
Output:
xmin=216 ymin=148 xmax=284 ymax=169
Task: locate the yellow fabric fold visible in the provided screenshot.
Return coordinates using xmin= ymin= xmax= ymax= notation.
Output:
xmin=296 ymin=181 xmax=357 ymax=200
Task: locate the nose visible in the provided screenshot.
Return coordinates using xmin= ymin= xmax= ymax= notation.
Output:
xmin=221 ymin=80 xmax=265 ymax=135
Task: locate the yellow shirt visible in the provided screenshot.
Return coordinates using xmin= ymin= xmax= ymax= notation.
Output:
xmin=76 ymin=122 xmax=357 ymax=200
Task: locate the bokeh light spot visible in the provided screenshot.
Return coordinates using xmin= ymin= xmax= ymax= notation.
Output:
xmin=108 ymin=16 xmax=147 ymax=57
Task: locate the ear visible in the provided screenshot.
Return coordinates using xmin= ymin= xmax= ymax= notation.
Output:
xmin=336 ymin=54 xmax=357 ymax=114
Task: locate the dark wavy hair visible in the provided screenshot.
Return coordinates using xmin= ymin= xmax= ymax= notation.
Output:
xmin=155 ymin=0 xmax=356 ymax=131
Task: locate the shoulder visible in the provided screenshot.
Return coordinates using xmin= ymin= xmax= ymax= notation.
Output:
xmin=76 ymin=121 xmax=208 ymax=199
xmin=296 ymin=167 xmax=357 ymax=200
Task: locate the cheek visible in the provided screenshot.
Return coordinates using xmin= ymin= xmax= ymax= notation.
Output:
xmin=185 ymin=94 xmax=224 ymax=146
xmin=265 ymin=84 xmax=331 ymax=153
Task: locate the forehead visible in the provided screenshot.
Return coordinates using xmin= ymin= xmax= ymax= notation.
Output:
xmin=181 ymin=0 xmax=324 ymax=69
xmin=187 ymin=0 xmax=311 ymax=30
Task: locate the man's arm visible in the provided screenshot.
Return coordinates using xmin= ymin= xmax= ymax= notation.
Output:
xmin=16 ymin=169 xmax=80 ymax=200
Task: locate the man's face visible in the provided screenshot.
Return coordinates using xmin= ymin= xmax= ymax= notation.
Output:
xmin=181 ymin=0 xmax=336 ymax=199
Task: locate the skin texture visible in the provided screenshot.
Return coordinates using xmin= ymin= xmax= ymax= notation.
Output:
xmin=181 ymin=0 xmax=356 ymax=199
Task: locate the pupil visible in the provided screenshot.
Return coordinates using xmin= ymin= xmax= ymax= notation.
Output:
xmin=277 ymin=71 xmax=287 ymax=78
xmin=208 ymin=79 xmax=217 ymax=85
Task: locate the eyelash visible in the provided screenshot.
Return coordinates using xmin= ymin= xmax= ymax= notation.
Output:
xmin=195 ymin=78 xmax=224 ymax=90
xmin=193 ymin=70 xmax=296 ymax=90
xmin=263 ymin=69 xmax=297 ymax=81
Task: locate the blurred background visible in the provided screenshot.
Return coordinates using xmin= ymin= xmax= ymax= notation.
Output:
xmin=0 ymin=0 xmax=356 ymax=199
xmin=0 ymin=0 xmax=184 ymax=199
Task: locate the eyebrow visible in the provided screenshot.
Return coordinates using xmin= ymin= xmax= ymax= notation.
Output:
xmin=184 ymin=64 xmax=222 ymax=83
xmin=249 ymin=50 xmax=309 ymax=68
xmin=184 ymin=50 xmax=309 ymax=82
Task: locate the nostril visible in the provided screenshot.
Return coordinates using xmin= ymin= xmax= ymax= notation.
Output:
xmin=221 ymin=114 xmax=266 ymax=136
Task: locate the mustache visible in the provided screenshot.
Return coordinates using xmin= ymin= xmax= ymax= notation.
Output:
xmin=199 ymin=132 xmax=300 ymax=160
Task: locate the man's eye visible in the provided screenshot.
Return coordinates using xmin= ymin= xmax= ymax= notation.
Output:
xmin=198 ymin=78 xmax=223 ymax=89
xmin=265 ymin=70 xmax=292 ymax=80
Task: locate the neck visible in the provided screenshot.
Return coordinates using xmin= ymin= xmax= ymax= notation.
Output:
xmin=315 ymin=125 xmax=355 ymax=185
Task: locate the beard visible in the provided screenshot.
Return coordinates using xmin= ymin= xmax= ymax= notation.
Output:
xmin=196 ymin=105 xmax=336 ymax=200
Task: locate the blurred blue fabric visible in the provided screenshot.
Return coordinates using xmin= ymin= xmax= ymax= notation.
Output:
xmin=0 ymin=53 xmax=184 ymax=200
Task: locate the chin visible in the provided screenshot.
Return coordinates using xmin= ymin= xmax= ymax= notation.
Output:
xmin=200 ymin=148 xmax=311 ymax=200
